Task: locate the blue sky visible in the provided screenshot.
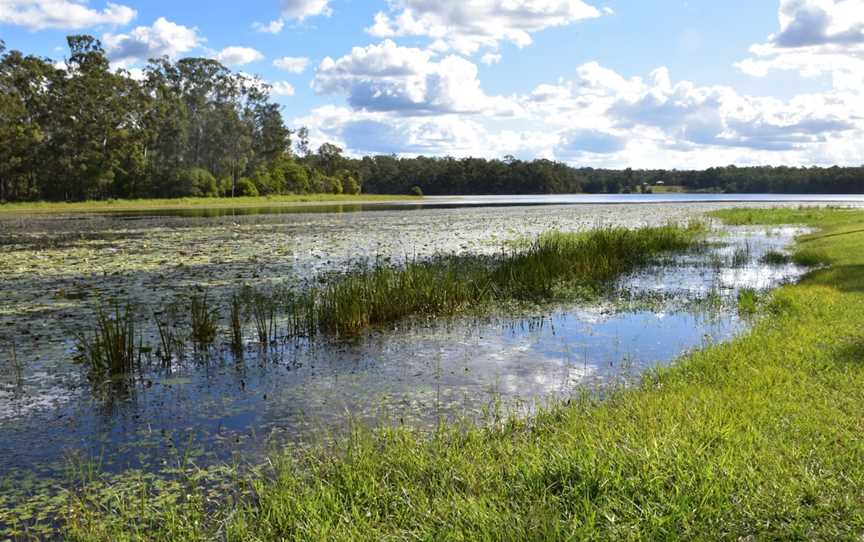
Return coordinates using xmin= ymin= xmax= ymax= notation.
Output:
xmin=2 ymin=0 xmax=863 ymax=168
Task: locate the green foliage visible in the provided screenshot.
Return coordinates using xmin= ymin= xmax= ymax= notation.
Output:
xmin=410 ymin=185 xmax=423 ymax=196
xmin=236 ymin=178 xmax=259 ymax=197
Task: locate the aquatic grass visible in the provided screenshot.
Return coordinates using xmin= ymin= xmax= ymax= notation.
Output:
xmin=736 ymin=288 xmax=759 ymax=316
xmin=189 ymin=293 xmax=219 ymax=347
xmin=730 ymin=242 xmax=752 ymax=267
xmin=792 ymin=248 xmax=831 ymax=267
xmin=250 ymin=290 xmax=278 ymax=345
xmin=74 ymin=302 xmax=139 ymax=379
xmin=59 ymin=207 xmax=864 ymax=541
xmin=311 ymin=222 xmax=706 ymax=337
xmin=760 ymin=250 xmax=792 ymax=265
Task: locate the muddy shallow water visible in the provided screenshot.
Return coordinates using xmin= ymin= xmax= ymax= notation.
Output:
xmin=0 ymin=201 xmax=850 ymax=500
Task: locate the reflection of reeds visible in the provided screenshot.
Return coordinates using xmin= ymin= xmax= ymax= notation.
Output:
xmin=230 ymin=293 xmax=245 ymax=355
xmin=75 ymin=302 xmax=138 ymax=379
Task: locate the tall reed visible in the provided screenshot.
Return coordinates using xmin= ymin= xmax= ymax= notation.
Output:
xmin=75 ymin=302 xmax=139 ymax=379
xmin=190 ymin=293 xmax=219 ymax=346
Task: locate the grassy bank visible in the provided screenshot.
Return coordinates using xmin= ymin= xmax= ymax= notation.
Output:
xmin=0 ymin=194 xmax=419 ymax=214
xmin=47 ymin=209 xmax=864 ymax=539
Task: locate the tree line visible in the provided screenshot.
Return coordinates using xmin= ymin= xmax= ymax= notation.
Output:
xmin=2 ymin=36 xmax=863 ymax=203
xmin=0 ymin=36 xmax=359 ymax=203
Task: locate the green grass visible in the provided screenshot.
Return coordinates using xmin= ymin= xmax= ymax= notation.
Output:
xmin=0 ymin=194 xmax=419 ymax=214
xmin=50 ymin=208 xmax=864 ymax=540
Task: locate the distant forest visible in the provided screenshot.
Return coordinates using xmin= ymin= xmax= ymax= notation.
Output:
xmin=2 ymin=36 xmax=863 ymax=203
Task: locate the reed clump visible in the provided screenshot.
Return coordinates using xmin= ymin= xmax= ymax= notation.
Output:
xmin=75 ymin=302 xmax=139 ymax=379
xmin=190 ymin=293 xmax=219 ymax=346
xmin=307 ymin=222 xmax=705 ymax=336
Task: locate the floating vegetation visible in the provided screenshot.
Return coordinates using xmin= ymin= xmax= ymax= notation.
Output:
xmin=74 ymin=302 xmax=140 ymax=380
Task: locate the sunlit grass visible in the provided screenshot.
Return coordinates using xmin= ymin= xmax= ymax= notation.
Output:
xmin=0 ymin=194 xmax=420 ymax=214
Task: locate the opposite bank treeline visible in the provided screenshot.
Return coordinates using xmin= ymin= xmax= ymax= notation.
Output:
xmin=2 ymin=36 xmax=864 ymax=203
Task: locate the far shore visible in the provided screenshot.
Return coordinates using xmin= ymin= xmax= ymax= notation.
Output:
xmin=0 ymin=194 xmax=422 ymax=215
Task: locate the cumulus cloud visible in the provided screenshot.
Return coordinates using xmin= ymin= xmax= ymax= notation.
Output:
xmin=269 ymin=81 xmax=296 ymax=96
xmin=257 ymin=0 xmax=331 ymax=34
xmin=366 ymin=0 xmax=603 ymax=54
xmin=103 ymin=17 xmax=203 ymax=65
xmin=273 ymin=56 xmax=310 ymax=73
xmin=312 ymin=40 xmax=521 ymax=116
xmin=215 ymin=46 xmax=264 ymax=66
xmin=281 ymin=0 xmax=331 ymax=20
xmin=736 ymin=0 xmax=864 ymax=90
xmin=301 ymin=56 xmax=863 ymax=168
xmin=0 ymin=0 xmax=136 ymax=30
xmin=253 ymin=19 xmax=284 ymax=34
xmin=292 ymin=105 xmax=555 ymax=159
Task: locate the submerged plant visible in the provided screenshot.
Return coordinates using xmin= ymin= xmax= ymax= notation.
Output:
xmin=75 ymin=302 xmax=139 ymax=379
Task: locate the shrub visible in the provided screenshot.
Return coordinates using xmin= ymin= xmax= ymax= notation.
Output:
xmin=410 ymin=186 xmax=423 ymax=197
xmin=236 ymin=178 xmax=259 ymax=197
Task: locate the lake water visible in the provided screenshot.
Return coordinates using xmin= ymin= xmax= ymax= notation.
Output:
xmin=83 ymin=193 xmax=864 ymax=218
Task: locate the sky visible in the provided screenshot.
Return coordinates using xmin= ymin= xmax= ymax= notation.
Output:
xmin=2 ymin=0 xmax=863 ymax=169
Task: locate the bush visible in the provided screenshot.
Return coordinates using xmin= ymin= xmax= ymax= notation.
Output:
xmin=169 ymin=168 xmax=218 ymax=198
xmin=410 ymin=186 xmax=423 ymax=197
xmin=343 ymin=175 xmax=362 ymax=195
xmin=236 ymin=178 xmax=259 ymax=197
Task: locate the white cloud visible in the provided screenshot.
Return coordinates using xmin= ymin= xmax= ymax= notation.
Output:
xmin=366 ymin=0 xmax=603 ymax=54
xmin=292 ymin=105 xmax=555 ymax=159
xmin=273 ymin=56 xmax=310 ymax=73
xmin=300 ymin=58 xmax=864 ymax=169
xmin=481 ymin=53 xmax=502 ymax=65
xmin=312 ymin=40 xmax=521 ymax=116
xmin=0 ymin=0 xmax=136 ymax=30
xmin=253 ymin=0 xmax=332 ymax=35
xmin=215 ymin=46 xmax=264 ymax=66
xmin=103 ymin=17 xmax=203 ymax=66
xmin=270 ymin=81 xmax=296 ymax=96
xmin=281 ymin=0 xmax=331 ymax=20
xmin=736 ymin=0 xmax=864 ymax=90
xmin=253 ymin=19 xmax=284 ymax=34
